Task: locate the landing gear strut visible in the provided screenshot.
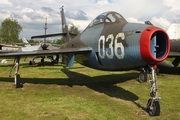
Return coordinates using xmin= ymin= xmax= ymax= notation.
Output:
xmin=14 ymin=57 xmax=21 ymax=88
xmin=147 ymin=65 xmax=160 ymax=116
xmin=9 ymin=57 xmax=21 ymax=88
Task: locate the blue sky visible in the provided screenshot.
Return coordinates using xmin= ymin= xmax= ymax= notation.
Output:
xmin=0 ymin=0 xmax=180 ymax=39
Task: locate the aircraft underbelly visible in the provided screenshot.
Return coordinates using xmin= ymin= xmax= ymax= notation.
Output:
xmin=98 ymin=46 xmax=145 ymax=70
xmin=76 ymin=46 xmax=146 ymax=71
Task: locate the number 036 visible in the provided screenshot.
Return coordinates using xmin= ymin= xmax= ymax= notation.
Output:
xmin=98 ymin=32 xmax=125 ymax=59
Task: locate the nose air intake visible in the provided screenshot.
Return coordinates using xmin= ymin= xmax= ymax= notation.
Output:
xmin=140 ymin=26 xmax=170 ymax=64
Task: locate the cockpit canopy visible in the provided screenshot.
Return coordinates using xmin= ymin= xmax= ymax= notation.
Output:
xmin=88 ymin=11 xmax=127 ymax=27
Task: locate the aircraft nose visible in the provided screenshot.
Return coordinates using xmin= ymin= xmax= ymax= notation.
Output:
xmin=140 ymin=26 xmax=170 ymax=64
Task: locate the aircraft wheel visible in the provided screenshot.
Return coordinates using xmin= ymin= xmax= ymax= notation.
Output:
xmin=29 ymin=61 xmax=35 ymax=65
xmin=15 ymin=74 xmax=21 ymax=88
xmin=147 ymin=99 xmax=160 ymax=116
xmin=156 ymin=68 xmax=160 ymax=75
xmin=138 ymin=71 xmax=147 ymax=83
xmin=41 ymin=56 xmax=45 ymax=63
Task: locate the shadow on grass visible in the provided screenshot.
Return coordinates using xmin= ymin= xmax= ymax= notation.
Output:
xmin=158 ymin=66 xmax=180 ymax=75
xmin=0 ymin=66 xmax=147 ymax=113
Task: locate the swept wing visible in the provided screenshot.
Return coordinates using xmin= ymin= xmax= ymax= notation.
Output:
xmin=0 ymin=47 xmax=92 ymax=57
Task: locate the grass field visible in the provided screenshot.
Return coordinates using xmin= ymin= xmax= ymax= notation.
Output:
xmin=0 ymin=59 xmax=180 ymax=120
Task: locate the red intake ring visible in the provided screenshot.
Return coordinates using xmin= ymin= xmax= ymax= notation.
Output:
xmin=140 ymin=26 xmax=170 ymax=64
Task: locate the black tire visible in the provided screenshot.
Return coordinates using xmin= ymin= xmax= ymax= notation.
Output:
xmin=15 ymin=74 xmax=21 ymax=88
xmin=156 ymin=68 xmax=160 ymax=75
xmin=29 ymin=61 xmax=32 ymax=65
xmin=147 ymin=99 xmax=160 ymax=116
xmin=138 ymin=71 xmax=147 ymax=83
xmin=29 ymin=61 xmax=35 ymax=65
xmin=41 ymin=56 xmax=45 ymax=63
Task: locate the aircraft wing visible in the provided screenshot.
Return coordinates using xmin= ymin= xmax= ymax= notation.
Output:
xmin=0 ymin=47 xmax=92 ymax=57
xmin=157 ymin=60 xmax=174 ymax=67
xmin=168 ymin=51 xmax=180 ymax=57
xmin=0 ymin=44 xmax=21 ymax=48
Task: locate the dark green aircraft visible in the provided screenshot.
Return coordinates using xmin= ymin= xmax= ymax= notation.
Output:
xmin=166 ymin=23 xmax=180 ymax=67
xmin=159 ymin=24 xmax=180 ymax=68
xmin=169 ymin=40 xmax=180 ymax=67
xmin=0 ymin=7 xmax=170 ymax=116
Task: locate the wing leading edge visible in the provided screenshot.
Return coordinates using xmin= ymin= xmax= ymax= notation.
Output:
xmin=0 ymin=47 xmax=92 ymax=57
xmin=168 ymin=51 xmax=180 ymax=57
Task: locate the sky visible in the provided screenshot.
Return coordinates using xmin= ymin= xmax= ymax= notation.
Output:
xmin=0 ymin=0 xmax=180 ymax=40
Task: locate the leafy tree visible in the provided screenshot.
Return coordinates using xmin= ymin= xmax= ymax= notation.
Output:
xmin=56 ymin=24 xmax=80 ymax=45
xmin=56 ymin=38 xmax=63 ymax=45
xmin=0 ymin=18 xmax=22 ymax=44
xmin=28 ymin=39 xmax=42 ymax=44
xmin=28 ymin=39 xmax=35 ymax=43
xmin=69 ymin=24 xmax=79 ymax=34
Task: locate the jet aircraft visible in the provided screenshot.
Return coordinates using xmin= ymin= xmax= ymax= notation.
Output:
xmin=0 ymin=7 xmax=170 ymax=116
xmin=166 ymin=23 xmax=180 ymax=67
xmin=0 ymin=44 xmax=21 ymax=52
xmin=21 ymin=38 xmax=60 ymax=65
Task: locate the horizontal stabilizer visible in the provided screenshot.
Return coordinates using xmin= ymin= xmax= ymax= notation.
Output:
xmin=31 ymin=32 xmax=77 ymax=39
xmin=31 ymin=33 xmax=67 ymax=39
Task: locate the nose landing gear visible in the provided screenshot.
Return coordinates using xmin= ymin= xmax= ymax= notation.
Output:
xmin=147 ymin=65 xmax=160 ymax=116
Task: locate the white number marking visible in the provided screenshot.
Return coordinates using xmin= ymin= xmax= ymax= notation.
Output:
xmin=106 ymin=34 xmax=114 ymax=59
xmin=114 ymin=33 xmax=125 ymax=59
xmin=98 ymin=35 xmax=105 ymax=59
xmin=98 ymin=32 xmax=125 ymax=59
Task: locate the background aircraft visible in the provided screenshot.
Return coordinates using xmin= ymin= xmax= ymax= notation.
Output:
xmin=0 ymin=37 xmax=60 ymax=65
xmin=166 ymin=23 xmax=180 ymax=67
xmin=0 ymin=44 xmax=21 ymax=52
xmin=21 ymin=38 xmax=60 ymax=65
xmin=0 ymin=7 xmax=170 ymax=116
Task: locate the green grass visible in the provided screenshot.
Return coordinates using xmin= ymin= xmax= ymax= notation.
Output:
xmin=0 ymin=59 xmax=180 ymax=120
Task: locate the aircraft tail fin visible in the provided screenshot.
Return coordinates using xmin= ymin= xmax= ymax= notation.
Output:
xmin=31 ymin=6 xmax=75 ymax=41
xmin=60 ymin=6 xmax=70 ymax=43
xmin=22 ymin=38 xmax=31 ymax=47
xmin=167 ymin=23 xmax=180 ymax=40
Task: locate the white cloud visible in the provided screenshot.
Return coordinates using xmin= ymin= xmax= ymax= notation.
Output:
xmin=0 ymin=0 xmax=12 ymax=6
xmin=0 ymin=0 xmax=179 ymax=39
xmin=126 ymin=17 xmax=143 ymax=23
xmin=21 ymin=15 xmax=32 ymax=23
xmin=70 ymin=19 xmax=91 ymax=31
xmin=151 ymin=17 xmax=171 ymax=30
xmin=22 ymin=8 xmax=34 ymax=13
xmin=163 ymin=0 xmax=180 ymax=11
xmin=96 ymin=0 xmax=109 ymax=5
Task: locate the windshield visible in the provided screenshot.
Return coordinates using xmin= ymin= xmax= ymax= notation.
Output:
xmin=88 ymin=11 xmax=127 ymax=27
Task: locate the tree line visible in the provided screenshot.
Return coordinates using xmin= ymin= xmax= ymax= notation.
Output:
xmin=0 ymin=17 xmax=79 ymax=44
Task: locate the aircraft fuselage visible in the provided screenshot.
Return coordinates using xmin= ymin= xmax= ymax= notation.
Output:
xmin=61 ymin=12 xmax=169 ymax=71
